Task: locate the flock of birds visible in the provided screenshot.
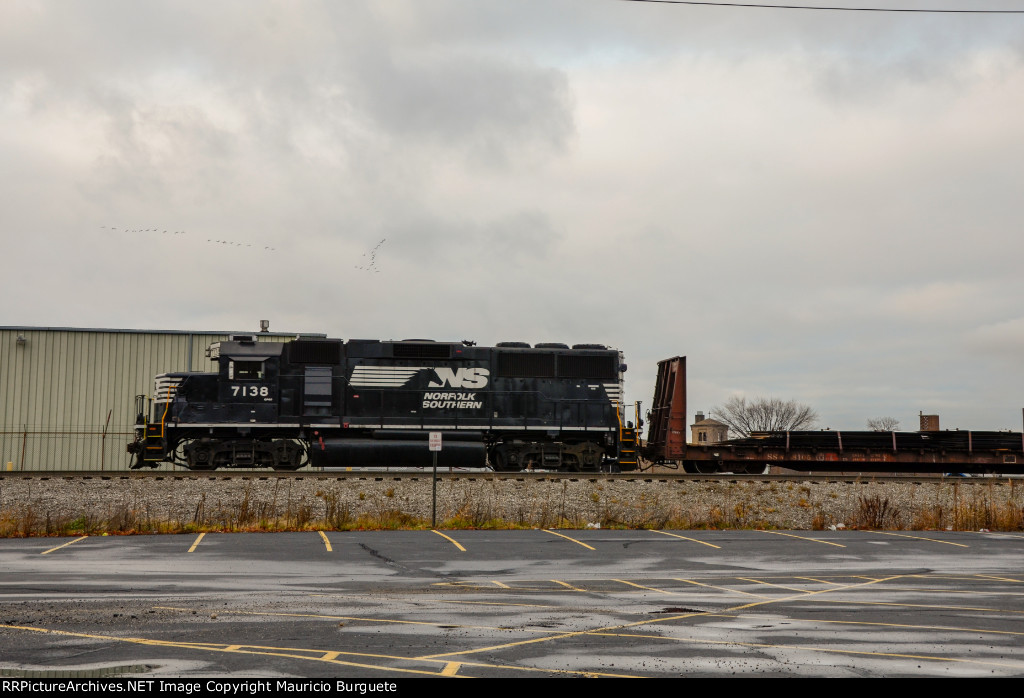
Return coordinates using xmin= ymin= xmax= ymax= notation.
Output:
xmin=100 ymin=226 xmax=387 ymax=267
xmin=354 ymin=237 xmax=386 ymax=273
xmin=100 ymin=225 xmax=278 ymax=249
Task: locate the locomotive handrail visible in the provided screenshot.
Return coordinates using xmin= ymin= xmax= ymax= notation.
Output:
xmin=158 ymin=387 xmax=172 ymax=438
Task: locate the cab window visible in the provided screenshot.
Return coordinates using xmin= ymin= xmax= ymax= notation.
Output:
xmin=230 ymin=360 xmax=264 ymax=380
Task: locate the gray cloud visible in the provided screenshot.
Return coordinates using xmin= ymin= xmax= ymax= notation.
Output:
xmin=3 ymin=1 xmax=1024 ymax=432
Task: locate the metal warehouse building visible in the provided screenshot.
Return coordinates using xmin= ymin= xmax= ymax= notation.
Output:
xmin=0 ymin=326 xmax=325 ymax=471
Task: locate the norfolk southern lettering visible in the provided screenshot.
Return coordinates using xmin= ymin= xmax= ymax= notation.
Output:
xmin=422 ymin=391 xmax=483 ymax=409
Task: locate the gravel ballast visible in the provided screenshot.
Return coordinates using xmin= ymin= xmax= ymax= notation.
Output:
xmin=2 ymin=473 xmax=1023 ymax=533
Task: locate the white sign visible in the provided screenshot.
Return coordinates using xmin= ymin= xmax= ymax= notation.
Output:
xmin=428 ymin=432 xmax=442 ymax=452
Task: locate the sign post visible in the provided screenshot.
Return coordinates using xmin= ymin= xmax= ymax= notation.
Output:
xmin=429 ymin=432 xmax=442 ymax=527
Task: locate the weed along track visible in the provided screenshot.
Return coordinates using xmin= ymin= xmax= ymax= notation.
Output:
xmin=1 ymin=472 xmax=1022 ymax=535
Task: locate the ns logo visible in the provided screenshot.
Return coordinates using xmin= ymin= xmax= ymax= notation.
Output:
xmin=428 ymin=367 xmax=490 ymax=389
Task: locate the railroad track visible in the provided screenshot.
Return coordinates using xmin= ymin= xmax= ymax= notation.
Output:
xmin=0 ymin=469 xmax=1011 ymax=483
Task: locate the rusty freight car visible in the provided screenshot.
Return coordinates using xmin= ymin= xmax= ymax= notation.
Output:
xmin=643 ymin=356 xmax=1024 ymax=475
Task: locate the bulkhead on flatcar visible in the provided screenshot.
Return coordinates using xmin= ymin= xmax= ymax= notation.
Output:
xmin=130 ymin=335 xmax=633 ymax=472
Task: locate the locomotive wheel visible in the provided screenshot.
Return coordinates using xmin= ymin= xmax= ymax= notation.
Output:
xmin=186 ymin=446 xmax=215 ymax=470
xmin=491 ymin=446 xmax=520 ymax=472
xmin=491 ymin=448 xmax=512 ymax=470
xmin=271 ymin=440 xmax=305 ymax=471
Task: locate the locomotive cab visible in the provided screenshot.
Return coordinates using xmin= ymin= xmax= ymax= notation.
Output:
xmin=209 ymin=336 xmax=284 ymax=423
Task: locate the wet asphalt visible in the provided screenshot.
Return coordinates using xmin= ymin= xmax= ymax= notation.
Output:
xmin=1 ymin=528 xmax=1023 ymax=677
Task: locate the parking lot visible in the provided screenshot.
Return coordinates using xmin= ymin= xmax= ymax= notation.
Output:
xmin=2 ymin=528 xmax=1023 ymax=677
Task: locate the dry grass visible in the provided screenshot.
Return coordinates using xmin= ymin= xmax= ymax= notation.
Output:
xmin=911 ymin=483 xmax=1024 ymax=531
xmin=3 ymin=479 xmax=1024 ymax=536
xmin=853 ymin=495 xmax=902 ymax=529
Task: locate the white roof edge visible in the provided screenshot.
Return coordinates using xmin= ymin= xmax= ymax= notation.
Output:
xmin=0 ymin=326 xmax=327 ymax=337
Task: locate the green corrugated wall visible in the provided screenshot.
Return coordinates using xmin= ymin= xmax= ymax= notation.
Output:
xmin=0 ymin=328 xmax=322 ymax=471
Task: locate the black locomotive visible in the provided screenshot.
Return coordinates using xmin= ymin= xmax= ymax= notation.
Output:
xmin=129 ymin=335 xmax=637 ymax=472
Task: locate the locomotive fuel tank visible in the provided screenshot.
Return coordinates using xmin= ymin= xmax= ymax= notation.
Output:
xmin=309 ymin=431 xmax=486 ymax=469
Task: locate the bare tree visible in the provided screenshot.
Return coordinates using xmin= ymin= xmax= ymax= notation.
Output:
xmin=866 ymin=417 xmax=901 ymax=431
xmin=711 ymin=396 xmax=818 ymax=437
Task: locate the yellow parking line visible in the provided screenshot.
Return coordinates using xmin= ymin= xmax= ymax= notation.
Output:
xmin=432 ymin=581 xmax=489 ymax=588
xmin=976 ymin=574 xmax=1024 ymax=583
xmin=154 ymin=606 xmax=567 ymax=634
xmin=551 ymin=579 xmax=585 ymax=592
xmin=542 ymin=529 xmax=595 ymax=550
xmin=419 ymin=576 xmax=914 ymax=663
xmin=41 ymin=536 xmax=87 ymax=555
xmin=441 ymin=662 xmax=461 ymax=676
xmin=491 ymin=580 xmax=510 ymax=588
xmin=870 ymin=531 xmax=969 ymax=547
xmin=760 ymin=530 xmax=845 ymax=547
xmin=319 ymin=531 xmax=332 ymax=552
xmin=418 ymin=610 xmax=710 ymax=661
xmin=651 ymin=530 xmax=720 ymax=548
xmin=736 ymin=577 xmax=812 ymax=593
xmin=615 ymin=579 xmax=671 ymax=594
xmin=438 ymin=600 xmax=556 ymax=609
xmin=773 ymin=614 xmax=1024 ymax=638
xmin=814 ymin=598 xmax=1024 ymax=614
xmin=0 ymin=623 xmax=641 ymax=678
xmin=0 ymin=624 xmax=450 ymax=677
xmin=724 ymin=574 xmax=909 ymax=613
xmin=187 ymin=532 xmax=206 ymax=553
xmin=425 ymin=572 xmax=1014 ymax=671
xmin=579 ymin=629 xmax=1024 ymax=671
xmin=848 ymin=585 xmax=1024 ymax=597
xmin=795 ymin=577 xmax=845 ymax=585
xmin=672 ymin=578 xmax=770 ymax=599
xmin=432 ymin=530 xmax=466 ymax=552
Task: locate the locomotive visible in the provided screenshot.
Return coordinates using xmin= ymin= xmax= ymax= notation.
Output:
xmin=129 ymin=335 xmax=638 ymax=472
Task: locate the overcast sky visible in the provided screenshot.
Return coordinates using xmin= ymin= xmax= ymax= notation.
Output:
xmin=3 ymin=0 xmax=1024 ymax=431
